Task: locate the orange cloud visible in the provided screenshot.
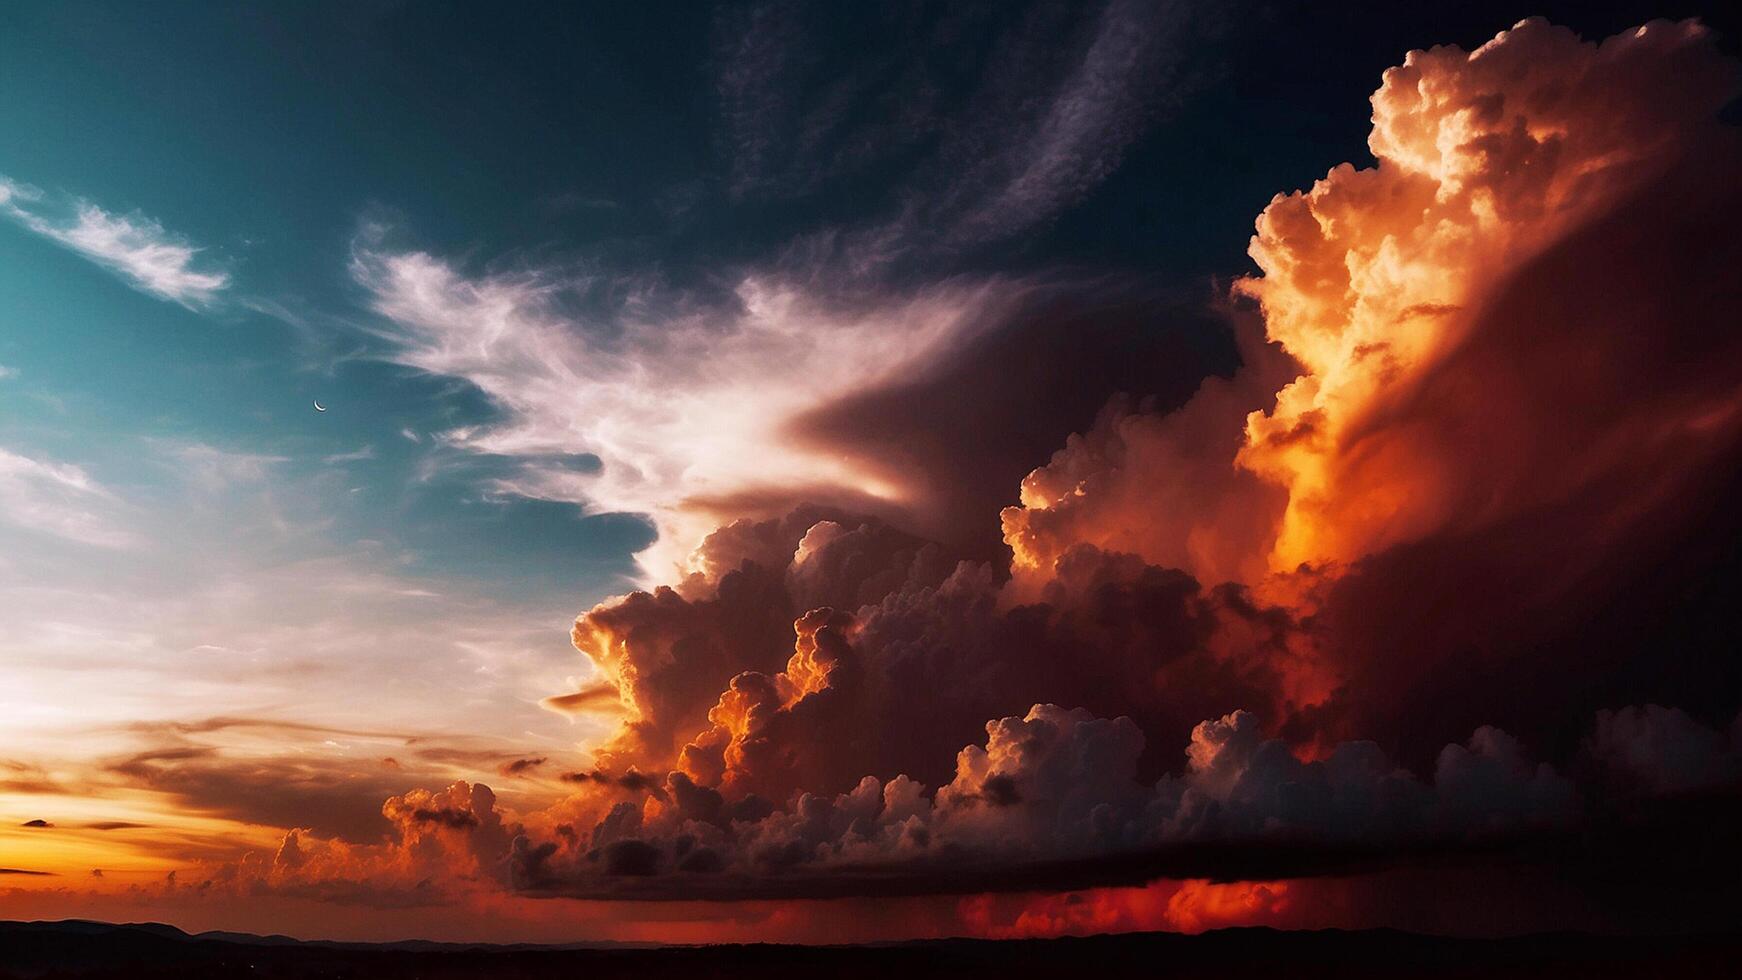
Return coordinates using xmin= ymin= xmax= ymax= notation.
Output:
xmin=1237 ymin=18 xmax=1739 ymax=574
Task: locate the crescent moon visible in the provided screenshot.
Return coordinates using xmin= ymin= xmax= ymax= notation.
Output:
xmin=313 ymin=400 xmax=327 ymax=413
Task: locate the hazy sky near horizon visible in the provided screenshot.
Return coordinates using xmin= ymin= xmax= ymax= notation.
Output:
xmin=3 ymin=0 xmax=1740 ymax=944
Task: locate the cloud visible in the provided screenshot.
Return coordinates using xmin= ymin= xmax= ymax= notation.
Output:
xmin=1586 ymin=704 xmax=1742 ymax=796
xmin=352 ymin=238 xmax=1017 ymax=579
xmin=103 ymin=745 xmax=411 ymax=843
xmin=238 ymin=701 xmax=1713 ymax=904
xmin=314 ymin=7 xmax=1258 ymax=657
xmin=538 ymin=683 xmax=623 ymax=719
xmin=1004 ymin=17 xmax=1742 ymax=589
xmin=713 ymin=0 xmax=1212 ymax=267
xmin=350 ymin=5 xmax=1238 ymax=585
xmin=0 ymin=177 xmax=229 ymax=308
xmin=0 ymin=446 xmax=139 ymax=548
xmin=500 ymin=16 xmax=1741 ymax=905
xmin=558 ymin=769 xmax=667 ymax=799
xmin=498 ymin=757 xmax=548 ymax=777
xmin=29 ymin=16 xmax=1742 ymax=930
xmin=925 ymin=0 xmax=1193 ymax=250
xmin=165 ymin=442 xmax=289 ymax=493
xmin=130 ymin=716 xmax=416 ymax=741
xmin=787 ymin=288 xmax=1241 ymax=561
xmin=1000 ymin=314 xmax=1296 ymax=586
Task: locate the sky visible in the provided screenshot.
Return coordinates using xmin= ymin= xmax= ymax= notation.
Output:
xmin=2 ymin=0 xmax=1741 ymax=945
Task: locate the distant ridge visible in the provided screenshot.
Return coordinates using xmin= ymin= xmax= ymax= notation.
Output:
xmin=3 ymin=919 xmax=1740 ymax=979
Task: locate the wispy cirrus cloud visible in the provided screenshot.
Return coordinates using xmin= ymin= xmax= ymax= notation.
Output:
xmin=714 ymin=0 xmax=1207 ymax=273
xmin=164 ymin=442 xmax=289 ymax=493
xmin=0 ymin=446 xmax=138 ymax=549
xmin=0 ymin=176 xmax=229 ymax=309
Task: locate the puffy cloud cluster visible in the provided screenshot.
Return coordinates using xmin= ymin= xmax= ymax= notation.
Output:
xmin=240 ymin=700 xmax=1718 ymax=903
xmin=1585 ymin=704 xmax=1742 ymax=797
xmin=568 ymin=507 xmax=952 ymax=774
xmin=1000 ymin=316 xmax=1296 ymax=588
xmin=572 ymin=507 xmax=1336 ymax=807
xmin=201 ymin=782 xmax=519 ymax=907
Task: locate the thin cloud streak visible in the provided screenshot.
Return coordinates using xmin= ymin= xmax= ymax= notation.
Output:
xmin=715 ymin=0 xmax=1207 ymax=277
xmin=0 ymin=176 xmax=229 ymax=309
xmin=0 ymin=446 xmax=139 ymax=549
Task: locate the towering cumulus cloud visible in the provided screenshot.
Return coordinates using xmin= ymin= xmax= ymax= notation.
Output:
xmin=1008 ymin=17 xmax=1742 ymax=586
xmin=226 ymin=19 xmax=1741 ymax=927
xmin=1238 ymin=18 xmax=1741 ymax=574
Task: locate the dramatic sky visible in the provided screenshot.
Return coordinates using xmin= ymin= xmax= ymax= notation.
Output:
xmin=3 ymin=0 xmax=1740 ymax=944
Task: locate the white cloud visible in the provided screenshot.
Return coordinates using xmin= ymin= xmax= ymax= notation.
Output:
xmin=0 ymin=446 xmax=139 ymax=549
xmin=322 ymin=445 xmax=377 ymax=465
xmin=0 ymin=175 xmax=229 ymax=308
xmin=166 ymin=442 xmax=289 ymax=493
xmin=352 ymin=239 xmax=1012 ymax=579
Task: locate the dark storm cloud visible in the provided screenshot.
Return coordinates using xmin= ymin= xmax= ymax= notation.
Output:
xmin=174 ymin=17 xmax=1742 ymax=928
xmin=129 ymin=715 xmax=416 ymax=741
xmin=497 ymin=757 xmax=548 ymax=777
xmin=410 ymin=806 xmax=480 ymax=830
xmin=105 ymin=747 xmax=407 ymax=843
xmin=560 ymin=768 xmax=669 ymax=800
xmin=412 ymin=746 xmax=537 ymax=768
xmin=785 ymin=284 xmax=1241 ymax=561
xmin=501 ymin=704 xmax=1740 ymax=903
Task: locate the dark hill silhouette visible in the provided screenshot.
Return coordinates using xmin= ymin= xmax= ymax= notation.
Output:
xmin=2 ymin=920 xmax=1738 ymax=979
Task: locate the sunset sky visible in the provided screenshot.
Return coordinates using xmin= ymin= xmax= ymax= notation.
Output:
xmin=3 ymin=1 xmax=1740 ymax=945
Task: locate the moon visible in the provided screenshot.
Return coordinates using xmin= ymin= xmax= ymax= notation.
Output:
xmin=313 ymin=399 xmax=327 ymax=413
